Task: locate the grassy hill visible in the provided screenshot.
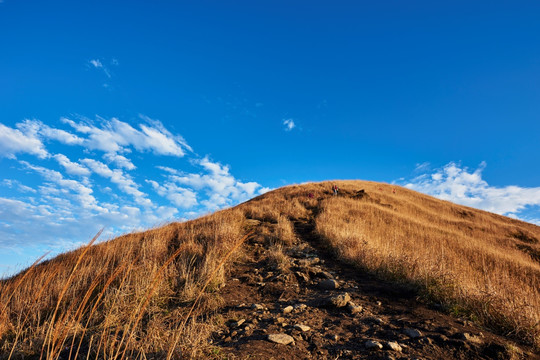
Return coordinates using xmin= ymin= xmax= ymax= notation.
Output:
xmin=1 ymin=181 xmax=539 ymax=359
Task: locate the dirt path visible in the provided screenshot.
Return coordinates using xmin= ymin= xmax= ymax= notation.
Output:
xmin=212 ymin=205 xmax=538 ymax=359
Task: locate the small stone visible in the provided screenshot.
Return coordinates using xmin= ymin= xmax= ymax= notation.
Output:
xmin=276 ymin=317 xmax=285 ymax=323
xmin=403 ymin=328 xmax=422 ymax=339
xmin=233 ymin=319 xmax=245 ymax=328
xmin=365 ymin=340 xmax=383 ymax=350
xmin=321 ymin=292 xmax=351 ymax=308
xmin=294 ymin=303 xmax=307 ymax=311
xmin=294 ymin=324 xmax=311 ymax=332
xmin=251 ymin=303 xmax=264 ymax=310
xmin=267 ymin=333 xmax=295 ymax=345
xmin=376 ymin=301 xmax=382 ymax=306
xmin=282 ymin=305 xmax=294 ymax=314
xmin=385 ymin=341 xmax=403 ymax=352
xmin=318 ymin=279 xmax=339 ymax=290
xmin=346 ymin=301 xmax=362 ymax=314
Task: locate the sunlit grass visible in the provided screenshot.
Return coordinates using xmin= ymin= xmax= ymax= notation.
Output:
xmin=2 ymin=180 xmax=539 ymax=358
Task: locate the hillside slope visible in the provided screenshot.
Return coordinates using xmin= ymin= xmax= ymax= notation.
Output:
xmin=1 ymin=180 xmax=539 ymax=359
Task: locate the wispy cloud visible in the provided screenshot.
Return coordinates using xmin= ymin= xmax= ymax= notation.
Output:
xmin=0 ymin=115 xmax=268 ymax=273
xmin=88 ymin=58 xmax=111 ymax=78
xmin=53 ymin=154 xmax=91 ymax=177
xmin=166 ymin=156 xmax=270 ymax=211
xmin=283 ymin=118 xmax=296 ymax=131
xmin=2 ymin=179 xmax=37 ymax=193
xmin=402 ymin=161 xmax=540 ymax=222
xmin=103 ymin=153 xmax=136 ymax=170
xmin=81 ymin=158 xmax=152 ymax=207
xmin=62 ymin=115 xmax=191 ymax=157
xmin=0 ymin=122 xmax=48 ymax=159
xmin=146 ymin=180 xmax=198 ymax=208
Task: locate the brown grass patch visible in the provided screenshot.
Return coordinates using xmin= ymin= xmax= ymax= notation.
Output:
xmin=2 ymin=179 xmax=540 ymax=357
xmin=0 ymin=208 xmax=246 ymax=359
xmin=313 ymin=181 xmax=540 ymax=348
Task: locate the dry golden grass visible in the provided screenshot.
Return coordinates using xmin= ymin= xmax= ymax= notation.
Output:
xmin=312 ymin=180 xmax=540 ymax=348
xmin=2 ymin=179 xmax=539 ymax=358
xmin=0 ymin=207 xmax=247 ymax=359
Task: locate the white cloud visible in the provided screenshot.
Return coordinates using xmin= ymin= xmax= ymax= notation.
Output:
xmin=2 ymin=179 xmax=37 ymax=193
xmin=20 ymin=161 xmax=102 ymax=211
xmin=403 ymin=162 xmax=540 ymax=218
xmin=156 ymin=166 xmax=178 ymax=174
xmin=89 ymin=59 xmax=103 ymax=68
xmin=146 ymin=180 xmax=197 ymax=209
xmin=0 ymin=122 xmax=48 ymax=159
xmin=88 ymin=59 xmax=111 ymax=78
xmin=81 ymin=159 xmax=152 ymax=207
xmin=62 ymin=116 xmax=190 ymax=157
xmin=103 ymin=153 xmax=136 ymax=170
xmin=167 ymin=156 xmax=268 ymax=210
xmin=0 ymin=115 xmax=270 ymax=275
xmin=283 ymin=118 xmax=296 ymax=131
xmin=53 ymin=154 xmax=91 ymax=176
xmin=41 ymin=126 xmax=83 ymax=145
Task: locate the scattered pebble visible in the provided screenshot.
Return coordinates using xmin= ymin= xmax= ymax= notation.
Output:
xmin=251 ymin=303 xmax=264 ymax=310
xmin=282 ymin=305 xmax=294 ymax=314
xmin=267 ymin=333 xmax=295 ymax=345
xmin=294 ymin=324 xmax=311 ymax=332
xmin=385 ymin=341 xmax=403 ymax=352
xmin=365 ymin=340 xmax=383 ymax=350
xmin=318 ymin=279 xmax=339 ymax=290
xmin=403 ymin=328 xmax=422 ymax=339
xmin=346 ymin=301 xmax=363 ymax=314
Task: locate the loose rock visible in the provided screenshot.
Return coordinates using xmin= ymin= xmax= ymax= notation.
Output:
xmin=365 ymin=340 xmax=383 ymax=350
xmin=318 ymin=279 xmax=339 ymax=290
xmin=227 ymin=319 xmax=245 ymax=328
xmin=294 ymin=324 xmax=311 ymax=332
xmin=282 ymin=305 xmax=294 ymax=314
xmin=251 ymin=303 xmax=264 ymax=310
xmin=346 ymin=301 xmax=362 ymax=314
xmin=403 ymin=328 xmax=422 ymax=339
xmin=319 ymin=292 xmax=351 ymax=308
xmin=267 ymin=333 xmax=295 ymax=345
xmin=385 ymin=341 xmax=403 ymax=352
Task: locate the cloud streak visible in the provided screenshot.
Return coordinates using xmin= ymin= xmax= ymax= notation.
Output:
xmin=403 ymin=162 xmax=540 ymax=222
xmin=0 ymin=122 xmax=49 ymax=159
xmin=283 ymin=119 xmax=296 ymax=131
xmin=0 ymin=115 xmax=269 ymax=272
xmin=89 ymin=59 xmax=111 ymax=78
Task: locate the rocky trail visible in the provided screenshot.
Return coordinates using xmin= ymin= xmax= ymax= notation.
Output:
xmin=211 ymin=203 xmax=538 ymax=359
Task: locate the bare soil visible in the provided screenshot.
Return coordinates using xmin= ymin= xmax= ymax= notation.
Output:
xmin=211 ymin=199 xmax=539 ymax=360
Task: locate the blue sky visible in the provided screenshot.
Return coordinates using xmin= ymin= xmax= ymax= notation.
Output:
xmin=1 ymin=1 xmax=540 ymax=276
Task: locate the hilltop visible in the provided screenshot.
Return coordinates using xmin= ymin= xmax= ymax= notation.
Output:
xmin=1 ymin=181 xmax=539 ymax=359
